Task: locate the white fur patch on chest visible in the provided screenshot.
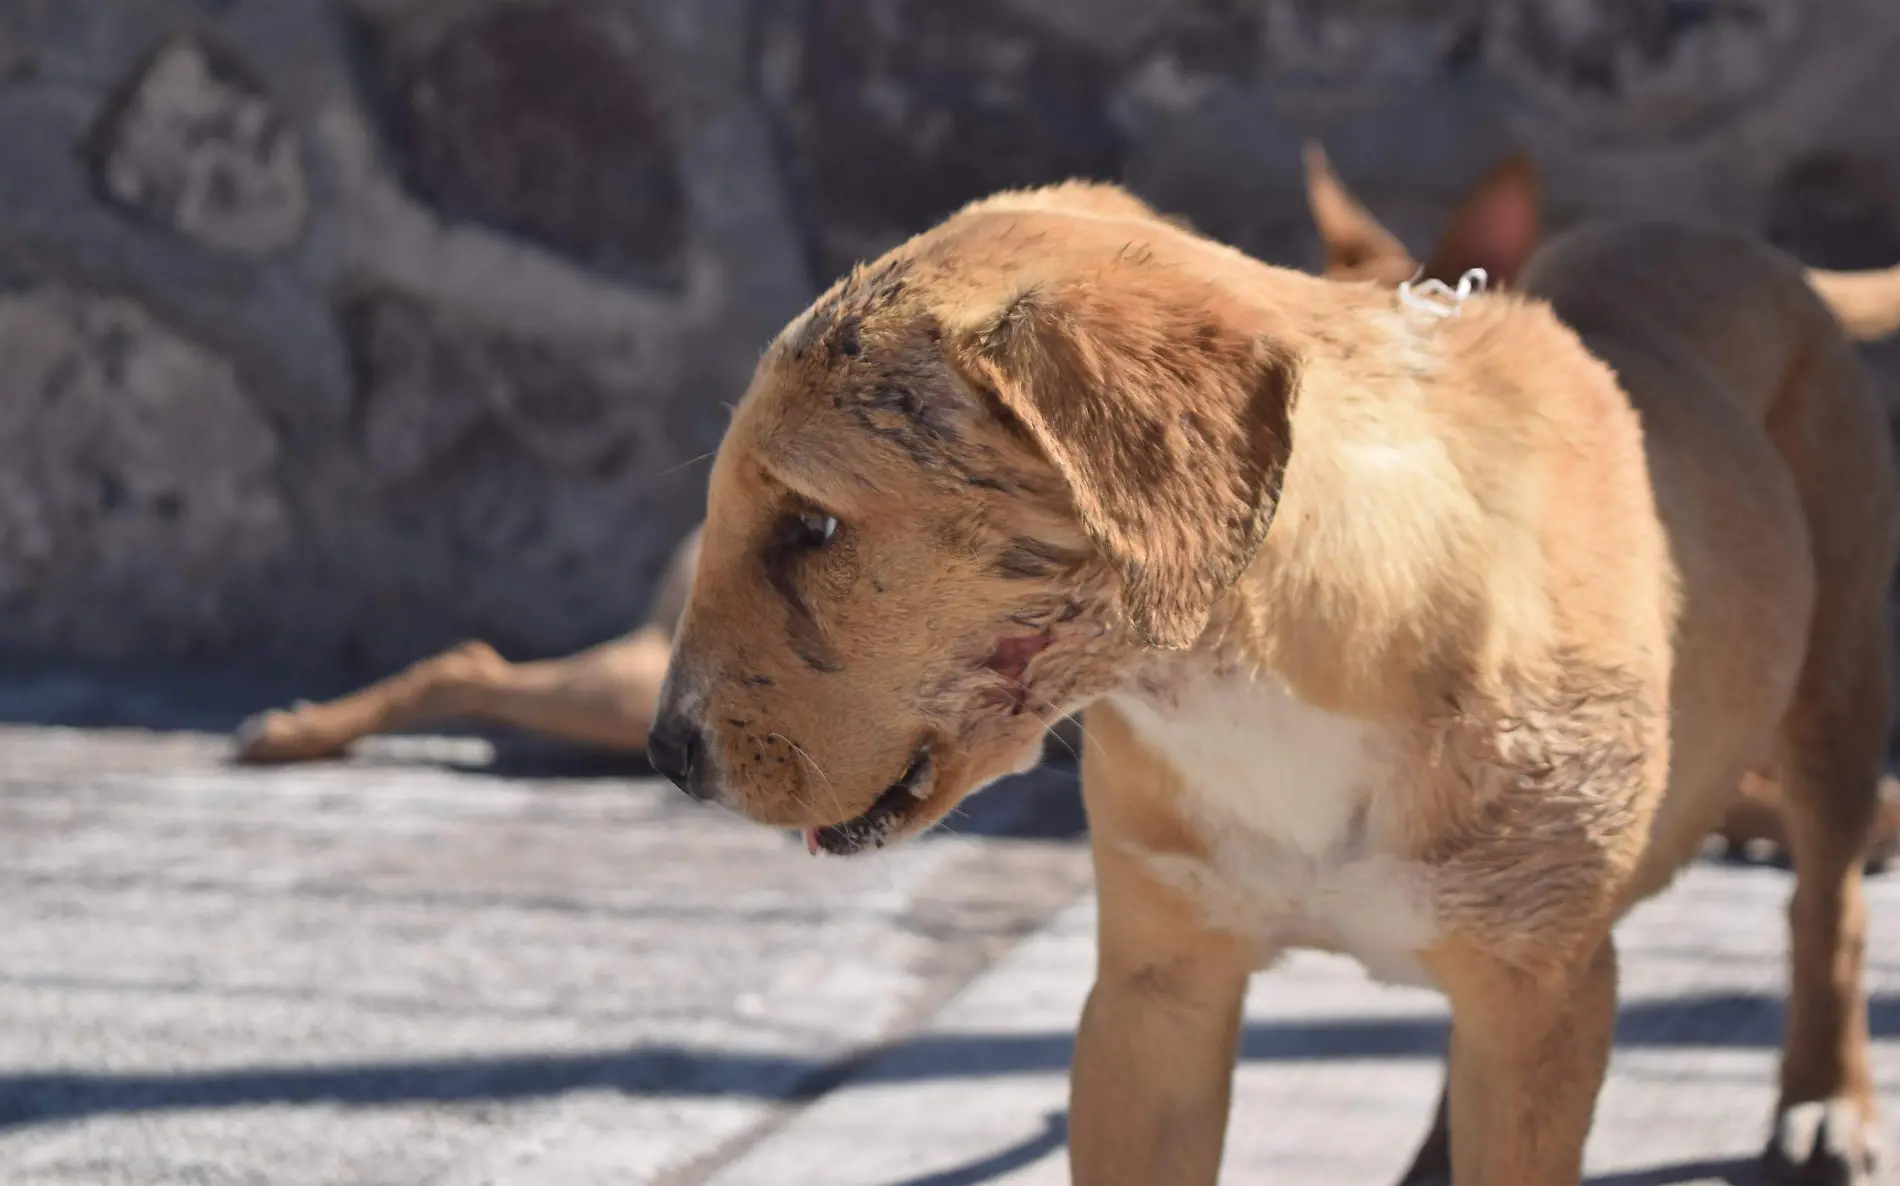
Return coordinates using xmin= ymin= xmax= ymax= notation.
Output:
xmin=1109 ymin=674 xmax=1438 ymax=986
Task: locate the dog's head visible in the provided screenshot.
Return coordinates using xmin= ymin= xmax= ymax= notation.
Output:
xmin=647 ymin=186 xmax=1303 ymax=852
xmin=1304 ymin=143 xmax=1542 ymax=288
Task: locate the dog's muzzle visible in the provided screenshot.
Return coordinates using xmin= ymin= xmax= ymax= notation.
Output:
xmin=647 ymin=703 xmax=716 ymax=802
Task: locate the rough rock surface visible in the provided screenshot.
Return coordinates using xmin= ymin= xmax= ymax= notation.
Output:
xmin=0 ymin=0 xmax=1893 ymax=675
xmin=364 ymin=1 xmax=687 ymax=284
xmin=94 ymin=36 xmax=309 ymax=257
xmin=0 ymin=284 xmax=285 ymax=661
xmin=758 ymin=0 xmax=1124 ymax=280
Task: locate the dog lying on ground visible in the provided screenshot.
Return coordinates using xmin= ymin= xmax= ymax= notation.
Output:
xmin=234 ymin=529 xmax=698 ymax=768
xmin=234 ymin=154 xmax=1900 ymax=884
xmin=1302 ymin=144 xmax=1900 ymax=875
xmin=640 ymin=179 xmax=1896 ymax=1186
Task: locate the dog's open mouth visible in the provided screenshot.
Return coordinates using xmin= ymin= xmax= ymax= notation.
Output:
xmin=804 ymin=746 xmax=935 ymax=856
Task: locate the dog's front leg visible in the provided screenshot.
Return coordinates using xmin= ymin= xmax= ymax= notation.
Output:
xmin=1070 ymin=840 xmax=1252 ymax=1186
xmin=1429 ymin=936 xmax=1618 ymax=1186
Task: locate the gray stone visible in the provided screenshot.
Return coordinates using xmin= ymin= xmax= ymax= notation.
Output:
xmin=315 ymin=287 xmax=694 ymax=665
xmin=1488 ymin=0 xmax=1806 ymax=136
xmin=0 ymin=284 xmax=285 ymax=660
xmin=757 ymin=0 xmax=1123 ymax=280
xmin=365 ymin=0 xmax=688 ymax=284
xmin=344 ymin=289 xmax=651 ymax=484
xmin=94 ymin=36 xmax=310 ymax=257
xmin=1131 ymin=0 xmax=1479 ymax=88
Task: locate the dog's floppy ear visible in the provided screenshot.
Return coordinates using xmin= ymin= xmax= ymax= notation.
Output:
xmin=1305 ymin=142 xmax=1413 ymax=280
xmin=1422 ymin=153 xmax=1541 ymax=288
xmin=950 ymin=267 xmax=1300 ymax=650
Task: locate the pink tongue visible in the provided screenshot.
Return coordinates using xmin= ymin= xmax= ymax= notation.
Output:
xmin=804 ymin=828 xmax=821 ymax=856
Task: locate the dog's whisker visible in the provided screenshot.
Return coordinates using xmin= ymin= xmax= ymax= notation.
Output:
xmin=1041 ymin=716 xmax=1081 ymax=763
xmin=1024 ymin=696 xmax=1101 ymax=764
xmin=648 ymin=449 xmax=718 ymax=483
xmin=786 ymin=784 xmax=824 ymax=823
xmin=771 ymin=732 xmax=847 ymax=823
xmin=1072 ymin=724 xmax=1110 ymax=763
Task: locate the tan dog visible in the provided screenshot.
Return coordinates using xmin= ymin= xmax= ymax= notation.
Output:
xmin=644 ymin=180 xmax=1895 ymax=1186
xmin=1303 ymin=144 xmax=1900 ymax=875
xmin=227 ymin=160 xmax=1545 ymax=772
xmin=233 ymin=160 xmax=1900 ymax=842
xmin=232 ymin=154 xmax=1900 ymax=800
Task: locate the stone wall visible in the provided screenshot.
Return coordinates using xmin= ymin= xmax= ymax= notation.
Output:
xmin=1 ymin=0 xmax=1897 ymax=675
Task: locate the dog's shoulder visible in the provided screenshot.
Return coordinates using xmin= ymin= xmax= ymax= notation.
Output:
xmin=1248 ymin=286 xmax=1674 ymax=710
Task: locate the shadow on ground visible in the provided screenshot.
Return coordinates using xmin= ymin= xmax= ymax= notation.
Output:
xmin=884 ymin=1112 xmax=1070 ymax=1186
xmin=0 ymin=992 xmax=1889 ymax=1131
xmin=1585 ymin=1159 xmax=1764 ymax=1185
xmin=871 ymin=1117 xmax=1765 ymax=1186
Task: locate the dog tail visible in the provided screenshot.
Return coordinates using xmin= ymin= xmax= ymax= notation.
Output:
xmin=1808 ymin=264 xmax=1900 ymax=341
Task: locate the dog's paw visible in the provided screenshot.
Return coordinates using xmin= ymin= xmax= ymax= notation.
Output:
xmin=1703 ymin=831 xmax=1792 ymax=869
xmin=231 ymin=706 xmax=345 ymax=765
xmin=1765 ymin=1098 xmax=1880 ymax=1186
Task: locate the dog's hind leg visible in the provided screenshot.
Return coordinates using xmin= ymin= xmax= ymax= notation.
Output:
xmin=1711 ymin=772 xmax=1900 ymax=874
xmin=1762 ymin=331 xmax=1895 ymax=1186
xmin=1768 ymin=631 xmax=1889 ymax=1186
xmin=233 ymin=628 xmax=674 ymax=764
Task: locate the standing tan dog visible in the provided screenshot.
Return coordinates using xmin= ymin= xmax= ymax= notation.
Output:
xmin=641 ymin=180 xmax=1895 ymax=1186
xmin=231 ymin=160 xmax=1900 ymax=848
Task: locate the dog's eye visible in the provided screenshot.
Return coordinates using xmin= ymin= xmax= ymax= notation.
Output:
xmin=794 ymin=511 xmax=839 ymax=548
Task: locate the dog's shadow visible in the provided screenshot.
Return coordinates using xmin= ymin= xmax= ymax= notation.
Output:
xmin=866 ymin=1113 xmax=1763 ymax=1186
xmin=1584 ymin=1159 xmax=1763 ymax=1186
xmin=881 ymin=1111 xmax=1069 ymax=1186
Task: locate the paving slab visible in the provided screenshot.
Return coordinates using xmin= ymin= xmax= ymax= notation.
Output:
xmin=6 ymin=719 xmax=1900 ymax=1185
xmin=706 ymin=863 xmax=1900 ymax=1186
xmin=0 ymin=725 xmax=1091 ymax=1186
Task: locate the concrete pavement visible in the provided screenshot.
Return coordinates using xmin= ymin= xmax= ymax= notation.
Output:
xmin=0 ymin=724 xmax=1089 ymax=1184
xmin=709 ymin=866 xmax=1900 ymax=1186
xmin=0 ymin=720 xmax=1895 ymax=1184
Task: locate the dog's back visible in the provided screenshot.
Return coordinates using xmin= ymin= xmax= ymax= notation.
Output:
xmin=1526 ymin=223 xmax=1899 ymax=902
xmin=1524 ymin=224 xmax=1878 ymax=429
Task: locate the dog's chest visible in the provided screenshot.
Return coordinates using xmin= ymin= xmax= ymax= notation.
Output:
xmin=1109 ymin=676 xmax=1437 ymax=985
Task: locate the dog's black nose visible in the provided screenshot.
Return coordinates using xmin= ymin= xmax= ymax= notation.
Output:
xmin=647 ymin=711 xmax=708 ymax=798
